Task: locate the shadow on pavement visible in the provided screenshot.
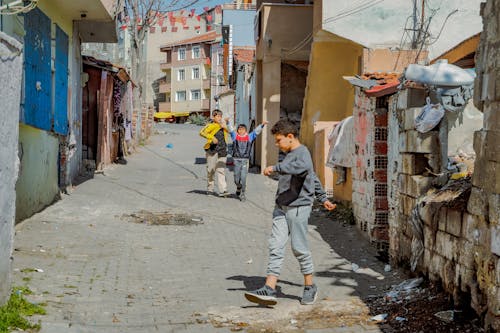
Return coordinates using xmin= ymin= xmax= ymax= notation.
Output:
xmin=227 ymin=275 xmax=301 ymax=302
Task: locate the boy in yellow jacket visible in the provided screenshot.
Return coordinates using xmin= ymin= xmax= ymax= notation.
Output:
xmin=199 ymin=110 xmax=230 ymax=196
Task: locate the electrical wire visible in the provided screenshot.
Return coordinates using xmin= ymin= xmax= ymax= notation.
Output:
xmin=0 ymin=0 xmax=38 ymax=15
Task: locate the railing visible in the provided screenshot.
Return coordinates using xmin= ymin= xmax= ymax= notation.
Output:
xmin=159 ymin=82 xmax=171 ymax=93
xmin=160 ymin=62 xmax=172 ymax=70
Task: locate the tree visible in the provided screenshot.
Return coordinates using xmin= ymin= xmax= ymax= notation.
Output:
xmin=120 ymin=0 xmax=201 ymax=105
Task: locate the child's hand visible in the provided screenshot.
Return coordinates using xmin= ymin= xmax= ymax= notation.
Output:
xmin=212 ymin=137 xmax=218 ymax=144
xmin=262 ymin=121 xmax=269 ymax=126
xmin=224 ymin=117 xmax=230 ymax=123
xmin=323 ymin=200 xmax=336 ymax=211
xmin=263 ymin=166 xmax=274 ymax=176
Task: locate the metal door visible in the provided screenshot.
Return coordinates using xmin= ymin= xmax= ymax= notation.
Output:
xmin=54 ymin=25 xmax=69 ymax=135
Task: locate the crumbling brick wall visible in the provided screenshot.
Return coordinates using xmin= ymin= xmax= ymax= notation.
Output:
xmin=352 ymin=88 xmax=390 ymax=253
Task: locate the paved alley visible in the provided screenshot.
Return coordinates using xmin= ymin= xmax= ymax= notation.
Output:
xmin=12 ymin=124 xmax=402 ymax=333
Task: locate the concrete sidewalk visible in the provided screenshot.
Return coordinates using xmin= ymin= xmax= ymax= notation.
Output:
xmin=12 ymin=124 xmax=402 ymax=332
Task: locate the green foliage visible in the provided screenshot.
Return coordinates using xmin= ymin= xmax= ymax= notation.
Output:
xmin=0 ymin=287 xmax=46 ymax=333
xmin=187 ymin=113 xmax=208 ymax=126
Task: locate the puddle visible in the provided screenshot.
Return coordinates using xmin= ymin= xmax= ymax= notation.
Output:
xmin=122 ymin=210 xmax=203 ymax=226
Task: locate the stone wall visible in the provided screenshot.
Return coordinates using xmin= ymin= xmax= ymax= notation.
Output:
xmin=469 ymin=0 xmax=500 ymax=329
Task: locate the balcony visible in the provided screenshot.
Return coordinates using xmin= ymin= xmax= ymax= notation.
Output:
xmin=159 ymin=82 xmax=171 ymax=93
xmin=160 ymin=62 xmax=172 ymax=71
xmin=158 ymin=102 xmax=171 ymax=112
xmin=202 ymin=79 xmax=211 ymax=90
xmin=202 ymin=99 xmax=210 ymax=110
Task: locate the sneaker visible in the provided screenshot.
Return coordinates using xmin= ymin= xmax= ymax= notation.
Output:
xmin=239 ymin=192 xmax=246 ymax=202
xmin=236 ymin=186 xmax=242 ymax=196
xmin=244 ymin=285 xmax=277 ymax=306
xmin=218 ymin=191 xmax=230 ymax=197
xmin=301 ymin=284 xmax=318 ymax=305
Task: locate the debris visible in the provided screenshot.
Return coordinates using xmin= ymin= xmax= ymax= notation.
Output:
xmin=351 ymin=263 xmax=360 ymax=272
xmin=246 ymin=258 xmax=253 ymax=264
xmin=35 ymin=268 xmax=44 ymax=273
xmin=370 ymin=313 xmax=388 ymax=322
xmin=166 ymin=143 xmax=174 ymax=148
xmin=384 ymin=264 xmax=392 ymax=272
xmin=395 ymin=316 xmax=407 ymax=322
xmin=290 ymin=319 xmax=298 ymax=325
xmin=386 ymin=277 xmax=424 ymax=300
xmin=434 ymin=310 xmax=455 ymax=323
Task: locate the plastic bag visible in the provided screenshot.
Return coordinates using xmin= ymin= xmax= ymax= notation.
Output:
xmin=414 ymin=97 xmax=445 ymax=133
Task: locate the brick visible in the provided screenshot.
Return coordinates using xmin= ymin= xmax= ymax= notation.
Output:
xmin=435 ymin=230 xmax=459 ymax=261
xmin=438 ymin=207 xmax=447 ymax=232
xmin=374 ymin=141 xmax=387 ymax=154
xmin=399 ymin=194 xmax=417 ymax=216
xmin=472 ymin=159 xmax=500 ymax=194
xmin=402 ymin=107 xmax=422 ymax=130
xmin=484 ymin=130 xmax=500 ymax=162
xmin=420 ymin=202 xmax=438 ymax=228
xmin=429 ymin=252 xmax=445 ymax=280
xmin=401 ymin=153 xmax=428 ymax=175
xmin=462 ymin=213 xmax=479 ymax=239
xmin=424 ymin=224 xmax=437 ymax=249
xmin=373 ymin=170 xmax=387 ymax=182
xmin=492 ymin=224 xmax=500 ymax=256
xmin=446 ymin=209 xmax=463 ymax=237
xmin=396 ymin=87 xmax=426 ymax=110
xmin=400 ymin=130 xmax=440 ymax=154
xmin=482 ymin=102 xmax=500 ymax=131
xmin=425 ymin=153 xmax=441 ymax=173
xmin=399 ymin=174 xmax=434 ymax=198
xmin=458 ymin=240 xmax=475 ymax=267
xmin=489 ymin=194 xmax=500 ymax=225
xmin=468 ymin=186 xmax=489 ymax=216
xmin=374 ymin=112 xmax=388 ymax=126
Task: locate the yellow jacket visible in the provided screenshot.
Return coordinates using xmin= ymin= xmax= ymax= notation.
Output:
xmin=199 ymin=122 xmax=229 ymax=150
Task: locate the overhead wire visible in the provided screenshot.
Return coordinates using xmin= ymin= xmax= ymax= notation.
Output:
xmin=0 ymin=0 xmax=38 ymax=15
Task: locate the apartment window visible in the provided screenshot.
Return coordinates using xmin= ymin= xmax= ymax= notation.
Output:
xmin=178 ymin=69 xmax=185 ymax=81
xmin=191 ymin=89 xmax=201 ymax=100
xmin=192 ymin=46 xmax=200 ymax=59
xmin=178 ymin=48 xmax=186 ymax=60
xmin=218 ymin=52 xmax=224 ymax=66
xmin=176 ymin=91 xmax=186 ymax=101
xmin=192 ymin=67 xmax=200 ymax=79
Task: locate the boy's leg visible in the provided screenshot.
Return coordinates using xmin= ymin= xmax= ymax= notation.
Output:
xmin=287 ymin=205 xmax=314 ymax=276
xmin=266 ymin=206 xmax=290 ymax=279
xmin=240 ymin=159 xmax=249 ymax=193
xmin=245 ymin=206 xmax=288 ymax=306
xmin=215 ymin=156 xmax=228 ymax=195
xmin=287 ymin=205 xmax=318 ymax=305
xmin=233 ymin=159 xmax=242 ymax=194
xmin=206 ymin=153 xmax=217 ymax=193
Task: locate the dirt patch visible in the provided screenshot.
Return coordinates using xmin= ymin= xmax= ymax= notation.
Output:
xmin=122 ymin=210 xmax=203 ymax=226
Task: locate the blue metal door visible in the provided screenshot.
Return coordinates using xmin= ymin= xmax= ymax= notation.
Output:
xmin=54 ymin=25 xmax=69 ymax=135
xmin=23 ymin=8 xmax=52 ymax=131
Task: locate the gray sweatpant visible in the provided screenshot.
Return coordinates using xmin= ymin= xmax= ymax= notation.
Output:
xmin=266 ymin=205 xmax=313 ymax=277
xmin=233 ymin=158 xmax=249 ymax=192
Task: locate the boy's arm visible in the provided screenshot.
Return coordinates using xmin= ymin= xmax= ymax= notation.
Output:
xmin=273 ymin=155 xmax=309 ymax=175
xmin=199 ymin=123 xmax=215 ymax=139
xmin=228 ymin=124 xmax=236 ymax=141
xmin=313 ymin=172 xmax=337 ymax=210
xmin=249 ymin=121 xmax=268 ymax=141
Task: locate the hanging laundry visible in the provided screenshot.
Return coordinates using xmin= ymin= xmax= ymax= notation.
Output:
xmin=158 ymin=15 xmax=165 ymax=27
xmin=172 ymin=27 xmax=178 ymax=32
xmin=181 ymin=17 xmax=187 ymax=25
xmin=203 ymin=7 xmax=209 ymax=12
xmin=206 ymin=14 xmax=213 ymax=22
xmin=215 ymin=5 xmax=222 ymax=14
xmin=190 ymin=9 xmax=195 ymax=17
xmin=180 ymin=10 xmax=185 ymax=15
xmin=120 ymin=24 xmax=128 ymax=30
xmin=196 ymin=15 xmax=201 ymax=22
xmin=161 ymin=27 xmax=168 ymax=33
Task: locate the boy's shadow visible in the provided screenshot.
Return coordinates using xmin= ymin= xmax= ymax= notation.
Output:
xmin=187 ymin=189 xmax=240 ymax=200
xmin=226 ymin=275 xmax=301 ymax=302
